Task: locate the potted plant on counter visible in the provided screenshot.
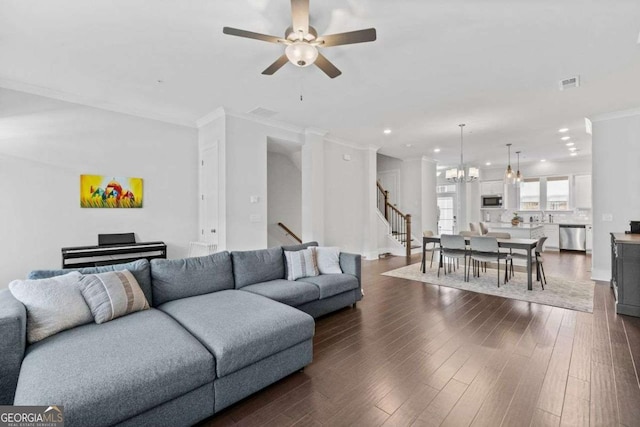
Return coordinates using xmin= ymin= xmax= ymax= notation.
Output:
xmin=512 ymin=212 xmax=520 ymax=226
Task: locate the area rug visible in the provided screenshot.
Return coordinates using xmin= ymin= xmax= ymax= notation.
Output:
xmin=382 ymin=263 xmax=595 ymax=313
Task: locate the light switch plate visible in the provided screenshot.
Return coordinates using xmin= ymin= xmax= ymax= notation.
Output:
xmin=602 ymin=214 xmax=613 ymax=222
xmin=250 ymin=196 xmax=259 ymax=204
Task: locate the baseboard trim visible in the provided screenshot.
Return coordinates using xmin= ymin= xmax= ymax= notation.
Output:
xmin=591 ymin=268 xmax=610 ymax=282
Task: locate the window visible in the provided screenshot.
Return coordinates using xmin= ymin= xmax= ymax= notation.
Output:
xmin=437 ymin=184 xmax=456 ymax=193
xmin=547 ymin=176 xmax=570 ymax=210
xmin=520 ymin=178 xmax=540 ymax=210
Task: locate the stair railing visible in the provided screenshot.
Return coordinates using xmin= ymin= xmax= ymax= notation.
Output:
xmin=376 ymin=181 xmax=412 ymax=258
xmin=277 ymin=222 xmax=302 ymax=243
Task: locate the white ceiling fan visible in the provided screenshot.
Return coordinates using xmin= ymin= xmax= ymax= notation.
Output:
xmin=223 ymin=0 xmax=377 ymax=78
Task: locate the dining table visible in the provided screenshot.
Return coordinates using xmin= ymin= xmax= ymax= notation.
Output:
xmin=421 ymin=235 xmax=539 ymax=291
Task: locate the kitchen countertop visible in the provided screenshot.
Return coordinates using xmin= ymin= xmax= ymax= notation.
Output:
xmin=612 ymin=233 xmax=640 ymax=244
xmin=485 ymin=222 xmax=544 ymax=230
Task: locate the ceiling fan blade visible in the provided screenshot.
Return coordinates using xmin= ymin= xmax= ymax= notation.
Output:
xmin=223 ymin=27 xmax=284 ymax=44
xmin=291 ymin=0 xmax=309 ymax=35
xmin=262 ymin=54 xmax=289 ymax=75
xmin=314 ymin=53 xmax=342 ymax=79
xmin=317 ymin=28 xmax=377 ymax=47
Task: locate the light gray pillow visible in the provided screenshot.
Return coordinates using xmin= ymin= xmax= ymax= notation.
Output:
xmin=78 ymin=270 xmax=149 ymax=324
xmin=284 ymin=248 xmax=319 ymax=280
xmin=8 ymin=271 xmax=93 ymax=343
xmin=315 ymin=247 xmax=343 ymax=274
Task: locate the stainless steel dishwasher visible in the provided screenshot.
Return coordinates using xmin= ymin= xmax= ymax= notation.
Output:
xmin=559 ymin=224 xmax=586 ymax=251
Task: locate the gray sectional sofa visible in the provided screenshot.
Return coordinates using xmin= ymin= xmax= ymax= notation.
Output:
xmin=0 ymin=242 xmax=362 ymax=427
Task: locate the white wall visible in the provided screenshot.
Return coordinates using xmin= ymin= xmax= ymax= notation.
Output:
xmin=323 ymin=141 xmax=367 ymax=254
xmin=267 ymin=150 xmax=301 ymax=247
xmin=377 ymin=153 xmax=403 ymax=173
xmin=591 ymin=112 xmax=640 ymax=281
xmin=0 ymin=88 xmax=198 ymax=288
xmin=400 ymin=158 xmax=423 ymax=231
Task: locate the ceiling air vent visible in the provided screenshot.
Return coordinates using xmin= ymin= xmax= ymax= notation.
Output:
xmin=559 ymin=76 xmax=580 ymax=91
xmin=248 ymin=107 xmax=278 ymax=118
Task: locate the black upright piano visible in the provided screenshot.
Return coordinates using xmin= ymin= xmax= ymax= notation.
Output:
xmin=61 ymin=233 xmax=167 ymax=268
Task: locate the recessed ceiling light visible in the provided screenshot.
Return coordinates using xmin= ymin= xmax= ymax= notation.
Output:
xmin=566 ymin=142 xmax=575 ymax=146
xmin=383 ymin=129 xmax=392 ymax=135
xmin=485 ymin=162 xmax=491 ymax=166
xmin=569 ymin=147 xmax=577 ymax=151
xmin=570 ymin=152 xmax=578 ymax=156
xmin=561 ymin=136 xmax=571 ymax=141
xmin=433 ymin=148 xmax=441 ymax=153
xmin=540 ymin=159 xmax=547 ymax=162
xmin=405 ymin=144 xmax=412 ymax=147
xmin=558 ymin=128 xmax=569 ymax=133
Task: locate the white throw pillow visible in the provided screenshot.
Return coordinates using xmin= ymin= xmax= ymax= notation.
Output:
xmin=284 ymin=248 xmax=319 ymax=281
xmin=315 ymin=247 xmax=343 ymax=274
xmin=8 ymin=271 xmax=93 ymax=343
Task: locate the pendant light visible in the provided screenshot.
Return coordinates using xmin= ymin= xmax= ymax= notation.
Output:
xmin=515 ymin=151 xmax=523 ymax=183
xmin=446 ymin=124 xmax=479 ymax=183
xmin=504 ymin=143 xmax=516 ymax=185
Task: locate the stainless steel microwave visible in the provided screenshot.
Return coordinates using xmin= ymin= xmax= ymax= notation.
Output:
xmin=482 ymin=195 xmax=503 ymax=208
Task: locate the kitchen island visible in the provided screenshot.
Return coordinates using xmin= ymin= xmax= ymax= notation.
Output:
xmin=485 ymin=222 xmax=545 ymax=240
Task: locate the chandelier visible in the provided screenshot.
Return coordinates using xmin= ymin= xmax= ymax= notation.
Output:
xmin=446 ymin=124 xmax=479 ymax=183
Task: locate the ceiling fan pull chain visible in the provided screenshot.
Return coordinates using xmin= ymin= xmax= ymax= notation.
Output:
xmin=299 ymin=76 xmax=304 ymax=102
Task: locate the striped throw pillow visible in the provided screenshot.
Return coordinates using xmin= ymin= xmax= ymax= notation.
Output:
xmin=284 ymin=248 xmax=319 ymax=281
xmin=78 ymin=270 xmax=150 ymax=324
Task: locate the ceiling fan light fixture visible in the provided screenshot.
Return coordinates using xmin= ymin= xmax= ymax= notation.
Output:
xmin=285 ymin=41 xmax=318 ymax=67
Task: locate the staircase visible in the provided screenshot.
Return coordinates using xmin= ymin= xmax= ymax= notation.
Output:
xmin=377 ymin=181 xmax=420 ymax=258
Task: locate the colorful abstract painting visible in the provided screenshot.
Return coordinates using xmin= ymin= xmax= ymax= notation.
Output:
xmin=80 ymin=175 xmax=143 ymax=208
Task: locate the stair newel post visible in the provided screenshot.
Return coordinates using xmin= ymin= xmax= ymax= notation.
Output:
xmin=405 ymin=214 xmax=412 ymax=258
xmin=384 ymin=191 xmax=389 ymax=221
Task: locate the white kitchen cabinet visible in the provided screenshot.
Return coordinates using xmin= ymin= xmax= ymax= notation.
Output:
xmin=480 ymin=180 xmax=504 ymax=196
xmin=574 ymin=175 xmax=592 ymax=209
xmin=586 ymin=224 xmax=593 ymax=251
xmin=543 ymin=224 xmax=560 ymax=250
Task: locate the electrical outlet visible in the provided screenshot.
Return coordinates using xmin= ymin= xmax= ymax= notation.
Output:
xmin=249 ymin=214 xmax=261 ymax=223
xmin=602 ymin=214 xmax=613 ymax=222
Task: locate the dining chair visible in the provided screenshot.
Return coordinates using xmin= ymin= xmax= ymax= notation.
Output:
xmin=421 ymin=230 xmax=440 ymax=271
xmin=468 ymin=236 xmax=511 ymax=287
xmin=476 ymin=232 xmax=510 ymax=274
xmin=479 ymin=222 xmax=489 ymax=235
xmin=438 ymin=234 xmax=468 ymax=280
xmin=469 ymin=223 xmax=480 ymax=234
xmin=509 ymin=236 xmax=548 ymax=289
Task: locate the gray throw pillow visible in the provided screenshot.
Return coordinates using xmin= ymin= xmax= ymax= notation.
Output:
xmin=8 ymin=272 xmax=93 ymax=343
xmin=78 ymin=270 xmax=149 ymax=324
xmin=284 ymin=248 xmax=319 ymax=280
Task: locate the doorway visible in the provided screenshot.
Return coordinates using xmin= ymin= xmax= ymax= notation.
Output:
xmin=437 ymin=195 xmax=457 ymax=235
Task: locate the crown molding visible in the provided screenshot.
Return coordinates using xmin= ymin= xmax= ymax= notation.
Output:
xmin=323 ymin=135 xmax=370 ymax=151
xmin=0 ymin=76 xmax=197 ymax=128
xmin=196 ymin=107 xmax=226 ymax=128
xmin=229 ymin=109 xmax=305 ymax=134
xmin=304 ymin=127 xmax=329 ymax=137
xmin=589 ymin=107 xmax=640 ymax=123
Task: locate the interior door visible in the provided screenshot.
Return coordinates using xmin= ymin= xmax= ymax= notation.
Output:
xmin=200 ymin=145 xmax=219 ymax=245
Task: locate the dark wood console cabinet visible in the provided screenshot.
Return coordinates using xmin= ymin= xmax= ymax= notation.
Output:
xmin=611 ymin=233 xmax=640 ymax=317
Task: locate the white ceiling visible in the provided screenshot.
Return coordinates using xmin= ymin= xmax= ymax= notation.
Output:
xmin=1 ymin=0 xmax=639 ymax=168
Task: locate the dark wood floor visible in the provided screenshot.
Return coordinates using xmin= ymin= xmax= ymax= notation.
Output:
xmin=201 ymin=252 xmax=640 ymax=427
